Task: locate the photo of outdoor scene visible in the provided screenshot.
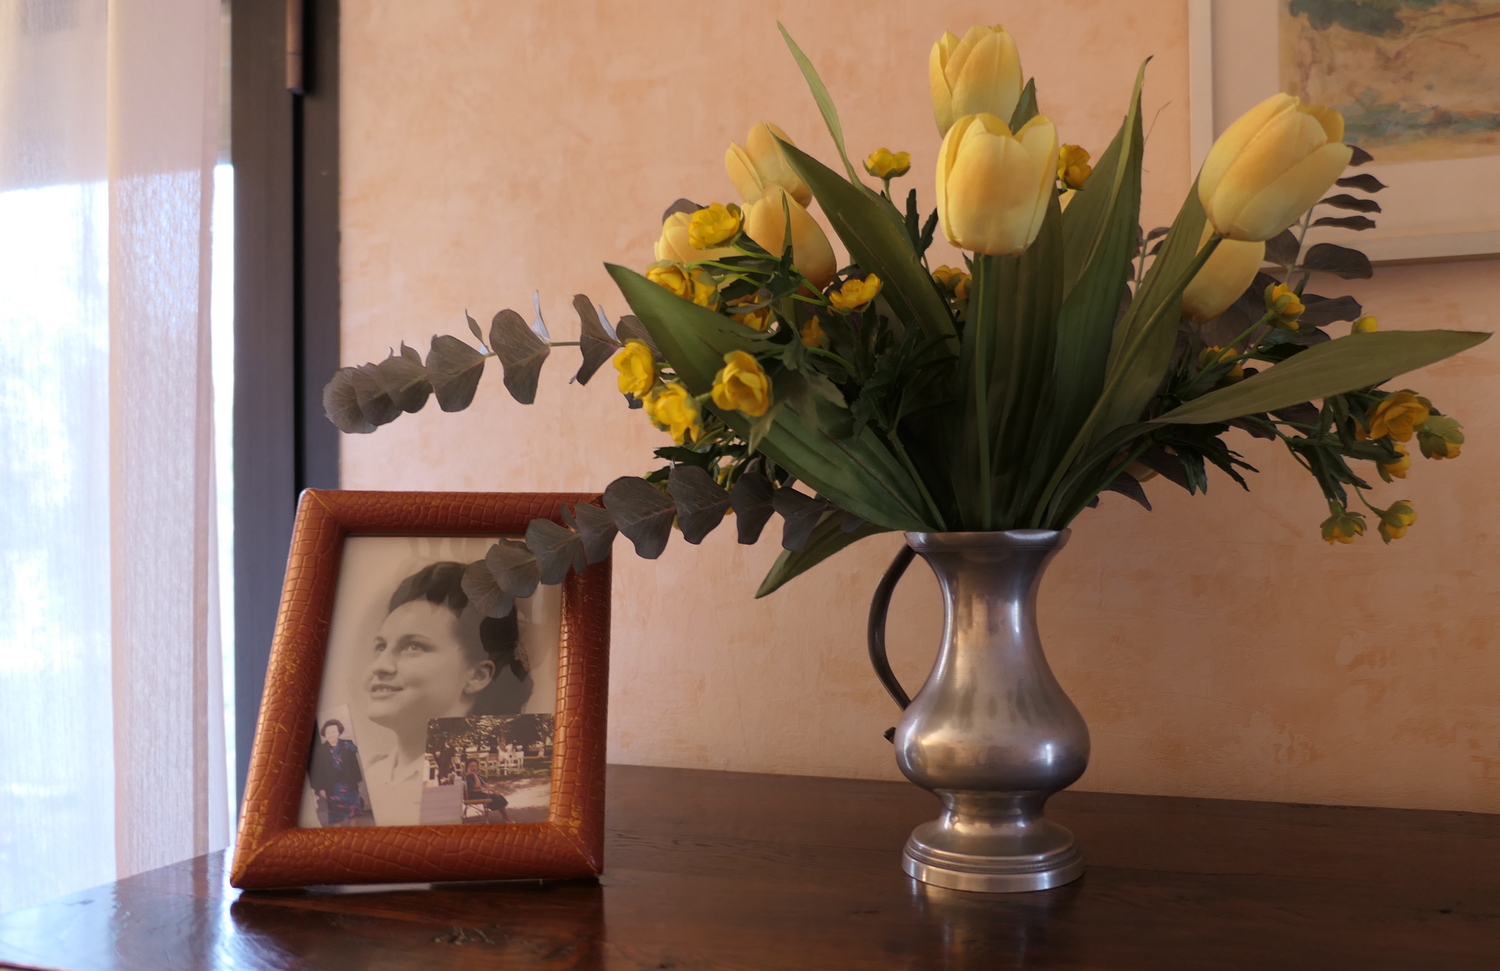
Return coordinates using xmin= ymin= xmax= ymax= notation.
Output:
xmin=420 ymin=713 xmax=554 ymax=825
xmin=1280 ymin=0 xmax=1500 ymax=163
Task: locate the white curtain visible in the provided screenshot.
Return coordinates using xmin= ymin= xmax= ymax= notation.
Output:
xmin=0 ymin=0 xmax=227 ymax=913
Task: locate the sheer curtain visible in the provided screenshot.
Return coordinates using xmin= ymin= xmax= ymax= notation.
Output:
xmin=0 ymin=0 xmax=227 ymax=913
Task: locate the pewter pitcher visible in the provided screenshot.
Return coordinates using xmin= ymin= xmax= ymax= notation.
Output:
xmin=867 ymin=529 xmax=1088 ymax=893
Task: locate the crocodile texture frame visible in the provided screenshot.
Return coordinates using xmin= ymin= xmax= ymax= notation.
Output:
xmin=230 ymin=490 xmax=608 ymax=889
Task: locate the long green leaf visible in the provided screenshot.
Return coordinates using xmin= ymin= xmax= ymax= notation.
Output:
xmin=755 ymin=516 xmax=892 ymax=597
xmin=777 ymin=23 xmax=861 ymax=184
xmin=607 ymin=265 xmax=931 ymax=530
xmin=779 ymin=142 xmax=958 ymax=351
xmin=1153 ymin=330 xmax=1492 ymax=425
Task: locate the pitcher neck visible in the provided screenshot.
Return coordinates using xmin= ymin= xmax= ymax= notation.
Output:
xmin=904 ymin=530 xmax=1070 ymax=610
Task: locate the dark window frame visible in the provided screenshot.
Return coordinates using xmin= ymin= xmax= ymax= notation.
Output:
xmin=230 ymin=0 xmax=340 ymax=805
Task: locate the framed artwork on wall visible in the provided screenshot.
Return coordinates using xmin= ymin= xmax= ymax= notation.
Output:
xmin=231 ymin=491 xmax=610 ymax=890
xmin=1189 ymin=0 xmax=1500 ymax=263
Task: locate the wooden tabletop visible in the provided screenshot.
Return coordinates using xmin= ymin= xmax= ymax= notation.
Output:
xmin=1 ymin=763 xmax=1497 ymax=969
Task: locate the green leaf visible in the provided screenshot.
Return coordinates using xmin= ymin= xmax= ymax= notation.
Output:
xmin=485 ymin=539 xmax=540 ymax=599
xmin=1153 ymin=330 xmax=1491 ymax=425
xmin=323 ymin=367 xmax=376 ymax=434
xmin=755 ymin=516 xmax=892 ymax=598
xmin=489 ymin=310 xmax=550 ymax=404
xmin=525 ymin=519 xmax=585 ymax=584
xmin=602 ymin=475 xmax=676 ymax=560
xmin=777 ymin=142 xmax=957 ymax=351
xmin=777 ymin=23 xmax=860 ymax=183
xmin=460 ymin=559 xmax=514 ymax=619
xmin=572 ymin=294 xmax=619 ymax=385
xmin=772 ymin=488 xmax=835 ymax=551
xmin=425 ymin=335 xmax=487 ymax=411
xmin=729 ymin=471 xmax=775 ymax=543
xmin=570 ymin=502 xmax=618 ymax=564
xmin=667 ymin=465 xmax=731 ymax=545
xmin=1009 ymin=78 xmax=1039 ymax=130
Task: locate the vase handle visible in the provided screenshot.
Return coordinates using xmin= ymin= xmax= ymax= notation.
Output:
xmin=867 ymin=544 xmax=915 ymax=710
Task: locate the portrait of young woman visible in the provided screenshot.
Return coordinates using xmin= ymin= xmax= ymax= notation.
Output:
xmin=296 ymin=535 xmax=562 ymax=828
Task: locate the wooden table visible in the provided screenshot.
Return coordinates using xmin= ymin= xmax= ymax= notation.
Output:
xmin=1 ymin=764 xmax=1497 ymax=969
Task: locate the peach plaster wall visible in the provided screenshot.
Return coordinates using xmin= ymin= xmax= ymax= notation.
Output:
xmin=338 ymin=0 xmax=1500 ymax=813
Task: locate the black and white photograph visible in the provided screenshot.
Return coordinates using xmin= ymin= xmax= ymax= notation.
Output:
xmin=297 ymin=536 xmax=562 ymax=828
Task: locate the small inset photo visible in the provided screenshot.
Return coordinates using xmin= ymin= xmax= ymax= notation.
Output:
xmin=420 ymin=714 xmax=554 ymax=825
xmin=305 ymin=704 xmax=375 ymax=828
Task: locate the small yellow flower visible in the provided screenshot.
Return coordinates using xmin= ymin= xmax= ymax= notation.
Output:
xmin=829 ymin=274 xmax=883 ymax=312
xmin=1264 ymin=282 xmax=1305 ymax=329
xmin=932 ymin=265 xmax=971 ymax=301
xmin=688 ymin=203 xmax=743 ymax=250
xmin=646 ymin=261 xmax=693 ymax=300
xmin=730 ymin=304 xmax=772 ymax=333
xmin=613 ymin=339 xmax=656 ymax=398
xmin=1416 ymin=414 xmax=1464 ymax=459
xmin=710 ymin=350 xmax=773 ymax=418
xmin=1057 ymin=144 xmax=1092 ymax=189
xmin=1365 ymin=391 xmax=1430 ymax=443
xmin=1380 ymin=443 xmax=1411 ymax=480
xmin=1320 ymin=505 xmax=1366 ymax=545
xmin=800 ymin=315 xmax=826 ymax=348
xmin=1351 ymin=315 xmax=1378 ymax=334
xmin=643 ymin=381 xmax=702 ymax=444
xmin=864 ymin=147 xmax=912 ymax=180
xmin=1197 ymin=344 xmax=1243 ymax=380
xmin=1377 ymin=500 xmax=1417 ymax=543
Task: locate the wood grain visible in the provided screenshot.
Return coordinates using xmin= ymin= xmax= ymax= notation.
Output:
xmin=1 ymin=764 xmax=1497 ymax=969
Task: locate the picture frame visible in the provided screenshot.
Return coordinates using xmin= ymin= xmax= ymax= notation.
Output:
xmin=1188 ymin=0 xmax=1500 ymax=264
xmin=230 ymin=490 xmax=609 ymax=890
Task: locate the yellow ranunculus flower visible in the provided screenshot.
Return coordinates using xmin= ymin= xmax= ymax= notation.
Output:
xmin=710 ymin=350 xmax=773 ymax=418
xmin=613 ymin=339 xmax=657 ymax=398
xmin=1378 ymin=500 xmax=1417 ymax=543
xmin=1352 ymin=315 xmax=1378 ymax=333
xmin=743 ymin=186 xmax=837 ymax=289
xmin=646 ymin=261 xmax=693 ymax=300
xmin=655 ymin=211 xmax=737 ymax=265
xmin=1196 ymin=345 xmax=1243 ymax=380
xmin=688 ymin=266 xmax=721 ymax=311
xmin=688 ymin=203 xmax=743 ymax=250
xmin=1181 ymin=225 xmax=1264 ymax=324
xmin=644 ymin=381 xmax=702 ymax=444
xmin=829 ymin=275 xmax=883 ymax=312
xmin=1265 ymin=282 xmax=1305 ymax=329
xmin=864 ymin=148 xmax=912 ymax=180
xmin=799 ymin=316 xmax=826 ymax=348
xmin=1057 ymin=144 xmax=1092 ymax=190
xmin=1381 ymin=443 xmax=1411 ymax=480
xmin=725 ymin=122 xmax=811 ymax=207
xmin=932 ymin=265 xmax=971 ymax=301
xmin=929 ymin=25 xmax=1024 ymax=137
xmin=1199 ymin=92 xmax=1353 ymax=241
xmin=729 ymin=304 xmax=772 ymax=333
xmin=1320 ymin=505 xmax=1366 ymax=545
xmin=936 ymin=113 xmax=1057 ymax=256
xmin=1366 ymin=391 xmax=1430 ymax=443
xmin=1433 ymin=440 xmax=1462 ymax=460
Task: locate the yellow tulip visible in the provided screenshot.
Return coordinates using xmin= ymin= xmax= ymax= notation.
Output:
xmin=688 ymin=203 xmax=743 ymax=250
xmin=1057 ymin=144 xmax=1092 ymax=190
xmin=613 ymin=340 xmax=657 ymax=398
xmin=829 ymin=275 xmax=883 ymax=312
xmin=725 ymin=122 xmax=811 ymax=207
xmin=743 ymin=186 xmax=837 ymax=289
xmin=929 ymin=25 xmax=1024 ymax=137
xmin=1199 ymin=93 xmax=1353 ymax=241
xmin=1352 ymin=315 xmax=1378 ymax=333
xmin=1181 ymin=225 xmax=1265 ymax=323
xmin=643 ymin=382 xmax=702 ymax=444
xmin=710 ymin=350 xmax=773 ymax=418
xmin=936 ymin=113 xmax=1057 ymax=256
xmin=1366 ymin=391 xmax=1429 ymax=443
xmin=864 ymin=148 xmax=912 ymax=180
xmin=655 ymin=211 xmax=737 ymax=265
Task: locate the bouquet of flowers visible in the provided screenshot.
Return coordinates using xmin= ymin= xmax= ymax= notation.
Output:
xmin=325 ymin=24 xmax=1487 ymax=616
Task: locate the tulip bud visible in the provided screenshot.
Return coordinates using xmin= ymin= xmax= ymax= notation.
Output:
xmin=742 ymin=186 xmax=837 ymax=289
xmin=1181 ymin=225 xmax=1265 ymax=324
xmin=936 ymin=113 xmax=1057 ymax=257
xmin=929 ymin=25 xmax=1024 ymax=137
xmin=726 ymin=123 xmax=812 ymax=207
xmin=656 ymin=211 xmax=736 ymax=265
xmin=1199 ymin=93 xmax=1353 ymax=241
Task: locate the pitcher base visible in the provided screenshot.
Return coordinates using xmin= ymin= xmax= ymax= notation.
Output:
xmin=902 ymin=835 xmax=1084 ymax=893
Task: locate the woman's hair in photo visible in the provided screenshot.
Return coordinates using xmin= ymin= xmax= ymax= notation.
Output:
xmin=387 ymin=561 xmax=531 ymax=715
xmin=321 ymin=719 xmax=344 ymax=736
